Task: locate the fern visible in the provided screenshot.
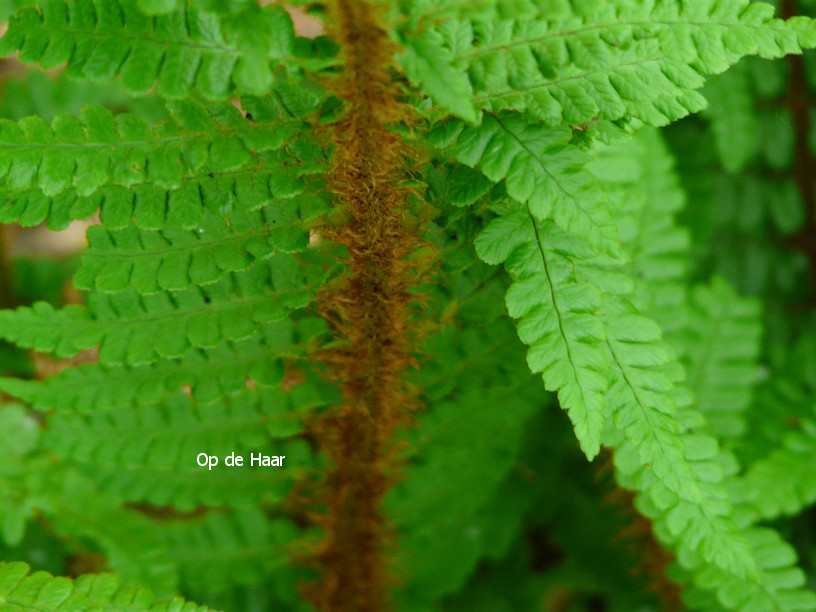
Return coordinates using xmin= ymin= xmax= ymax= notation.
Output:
xmin=602 ymin=299 xmax=701 ymax=503
xmin=589 ymin=127 xmax=690 ymax=332
xmin=730 ymin=417 xmax=816 ymax=524
xmin=701 ymin=60 xmax=759 ymax=173
xmin=474 ymin=207 xmax=608 ymax=458
xmin=0 ymin=0 xmax=814 ymax=609
xmin=74 ymin=202 xmax=324 ymax=293
xmin=399 ymin=0 xmax=816 ymax=125
xmin=682 ymin=279 xmax=763 ymax=440
xmin=0 ymin=257 xmax=318 ymax=364
xmin=0 ymin=100 xmax=308 ymax=198
xmin=0 ymin=0 xmax=309 ymax=98
xmin=435 ymin=112 xmax=620 ymax=254
xmin=43 ymin=387 xmax=314 ymax=508
xmin=162 ymin=509 xmax=299 ymax=595
xmin=0 ymin=159 xmax=321 ymax=231
xmin=0 ymin=562 xmax=211 ymax=610
xmin=0 ymin=317 xmax=324 ymax=409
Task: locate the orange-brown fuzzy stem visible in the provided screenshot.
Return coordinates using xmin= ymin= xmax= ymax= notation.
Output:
xmin=309 ymin=0 xmax=421 ymax=609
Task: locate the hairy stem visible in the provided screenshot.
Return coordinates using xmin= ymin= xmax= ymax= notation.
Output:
xmin=310 ymin=0 xmax=420 ymax=609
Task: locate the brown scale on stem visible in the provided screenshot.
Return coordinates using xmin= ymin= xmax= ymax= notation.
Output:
xmin=307 ymin=0 xmax=423 ymax=609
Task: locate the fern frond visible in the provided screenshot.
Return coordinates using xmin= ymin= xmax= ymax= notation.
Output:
xmin=0 ymin=561 xmax=211 ymax=611
xmin=0 ymin=0 xmax=307 ymax=98
xmin=613 ymin=426 xmax=759 ymax=585
xmin=0 ymin=318 xmax=325 ymax=409
xmin=683 ymin=279 xmax=763 ymax=440
xmin=0 ymin=100 xmax=308 ymax=199
xmin=602 ymin=298 xmax=701 ymax=504
xmin=0 ymin=430 xmax=183 ymax=594
xmin=442 ymin=112 xmax=620 ymax=255
xmin=43 ymin=472 xmax=182 ymax=594
xmin=579 ymin=131 xmax=764 ymax=584
xmin=74 ymin=200 xmax=326 ymax=294
xmin=680 ymin=527 xmax=816 ymax=610
xmin=730 ymin=417 xmax=816 ymax=524
xmin=701 ymin=60 xmax=759 ymax=173
xmin=0 ymin=257 xmax=317 ymax=364
xmin=43 ymin=387 xmax=315 ymax=509
xmin=590 ymin=127 xmax=690 ymax=332
xmin=164 ymin=508 xmax=298 ymax=594
xmin=0 ymin=157 xmax=321 ymax=233
xmin=475 ymin=206 xmax=608 ymax=458
xmin=400 ymin=1 xmax=816 ymax=125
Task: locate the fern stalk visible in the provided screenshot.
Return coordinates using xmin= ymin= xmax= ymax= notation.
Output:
xmin=309 ymin=0 xmax=422 ymax=609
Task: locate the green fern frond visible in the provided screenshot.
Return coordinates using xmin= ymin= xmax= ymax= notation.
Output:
xmin=42 ymin=387 xmax=315 ymax=509
xmin=0 ymin=425 xmax=183 ymax=594
xmin=43 ymin=473 xmax=182 ymax=594
xmin=0 ymin=318 xmax=325 ymax=410
xmin=441 ymin=112 xmax=620 ymax=255
xmin=74 ymin=200 xmax=326 ymax=294
xmin=0 ymin=257 xmax=317 ymax=364
xmin=0 ymin=100 xmax=307 ymax=199
xmin=701 ymin=60 xmax=759 ymax=173
xmin=0 ymin=0 xmax=307 ymax=98
xmin=613 ymin=424 xmax=759 ymax=584
xmin=590 ymin=127 xmax=690 ymax=333
xmin=730 ymin=417 xmax=816 ymax=524
xmin=0 ymin=561 xmax=211 ymax=611
xmin=400 ymin=1 xmax=816 ymax=125
xmin=164 ymin=509 xmax=298 ymax=594
xmin=0 ymin=156 xmax=321 ymax=232
xmin=680 ymin=526 xmax=816 ymax=610
xmin=475 ymin=206 xmax=608 ymax=459
xmin=683 ymin=279 xmax=763 ymax=440
xmin=602 ymin=298 xmax=701 ymax=504
xmin=588 ymin=129 xmax=767 ymax=587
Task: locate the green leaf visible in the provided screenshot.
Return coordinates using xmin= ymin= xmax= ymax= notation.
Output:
xmin=137 ymin=0 xmax=180 ymax=15
xmin=603 ymin=303 xmax=701 ymax=503
xmin=0 ymin=0 xmax=307 ymax=98
xmin=0 ymin=100 xmax=304 ymax=199
xmin=0 ymin=257 xmax=318 ymax=365
xmin=683 ymin=279 xmax=763 ymax=439
xmin=398 ymin=1 xmax=816 ymax=126
xmin=0 ymin=318 xmax=324 ymax=410
xmin=0 ymin=561 xmax=212 ymax=610
xmin=451 ymin=112 xmax=621 ymax=256
xmin=45 ymin=388 xmax=314 ymax=509
xmin=75 ymin=200 xmax=321 ymax=294
xmin=477 ymin=208 xmax=608 ymax=459
xmin=401 ymin=31 xmax=477 ymax=123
